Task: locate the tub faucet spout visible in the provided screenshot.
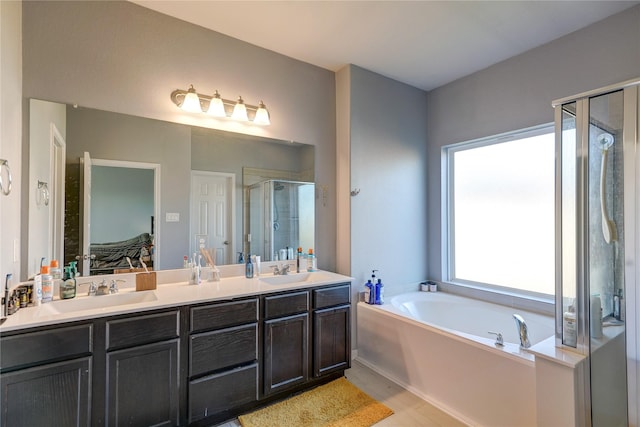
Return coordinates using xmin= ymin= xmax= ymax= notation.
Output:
xmin=513 ymin=314 xmax=531 ymax=349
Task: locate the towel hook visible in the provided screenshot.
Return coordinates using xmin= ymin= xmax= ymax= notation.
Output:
xmin=0 ymin=159 xmax=12 ymax=196
xmin=36 ymin=180 xmax=50 ymax=206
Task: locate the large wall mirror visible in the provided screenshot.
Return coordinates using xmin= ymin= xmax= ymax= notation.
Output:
xmin=25 ymin=99 xmax=315 ymax=279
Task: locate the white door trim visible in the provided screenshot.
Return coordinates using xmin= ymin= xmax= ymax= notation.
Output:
xmin=91 ymin=158 xmax=161 ymax=269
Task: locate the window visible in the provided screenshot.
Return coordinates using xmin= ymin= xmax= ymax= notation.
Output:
xmin=443 ymin=126 xmax=555 ymax=297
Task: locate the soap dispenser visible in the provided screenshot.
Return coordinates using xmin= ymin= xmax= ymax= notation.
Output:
xmin=245 ymin=254 xmax=254 ymax=278
xmin=60 ymin=266 xmax=77 ymax=300
xmin=374 ymin=279 xmax=384 ymax=305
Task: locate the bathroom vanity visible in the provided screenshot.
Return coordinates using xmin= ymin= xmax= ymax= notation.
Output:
xmin=0 ymin=270 xmax=352 ymax=426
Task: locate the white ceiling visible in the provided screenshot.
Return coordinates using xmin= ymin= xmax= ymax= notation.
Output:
xmin=132 ymin=1 xmax=638 ymax=91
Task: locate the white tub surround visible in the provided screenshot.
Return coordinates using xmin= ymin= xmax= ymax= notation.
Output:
xmin=357 ymin=292 xmax=557 ymax=427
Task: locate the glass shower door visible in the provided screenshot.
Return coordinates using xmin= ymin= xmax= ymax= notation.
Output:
xmin=587 ymin=90 xmax=627 ymax=427
xmin=556 ymin=82 xmax=639 ymax=426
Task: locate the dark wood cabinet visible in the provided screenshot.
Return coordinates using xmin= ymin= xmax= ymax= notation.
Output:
xmin=106 ymin=339 xmax=179 ymax=427
xmin=1 ymin=281 xmax=351 ymax=426
xmin=262 ymin=290 xmax=310 ymax=397
xmin=0 ymin=323 xmax=93 ymax=426
xmin=188 ymin=298 xmax=258 ymax=424
xmin=263 ymin=312 xmax=309 ymax=395
xmin=313 ymin=305 xmax=350 ymax=376
xmin=104 ymin=309 xmax=180 ymax=427
xmin=1 ymin=357 xmax=91 ymax=426
xmin=312 ymin=284 xmax=351 ymax=377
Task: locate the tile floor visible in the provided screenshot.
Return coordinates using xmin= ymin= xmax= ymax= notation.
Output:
xmin=217 ymin=359 xmax=466 ymax=426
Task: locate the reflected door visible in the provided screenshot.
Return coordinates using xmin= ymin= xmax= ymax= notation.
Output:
xmin=190 ymin=172 xmax=234 ymax=266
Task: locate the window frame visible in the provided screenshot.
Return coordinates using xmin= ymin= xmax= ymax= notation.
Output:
xmin=441 ymin=123 xmax=556 ymax=306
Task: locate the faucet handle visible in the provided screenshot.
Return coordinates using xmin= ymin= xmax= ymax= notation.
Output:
xmin=488 ymin=331 xmax=504 ymax=346
xmin=88 ymin=281 xmax=97 ymax=296
xmin=109 ymin=279 xmax=125 ymax=294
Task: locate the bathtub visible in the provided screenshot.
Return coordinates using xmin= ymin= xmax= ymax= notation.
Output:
xmin=356 ymin=291 xmax=555 ymax=427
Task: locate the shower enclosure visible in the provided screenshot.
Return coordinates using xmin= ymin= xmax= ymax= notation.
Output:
xmin=555 ymin=79 xmax=639 ymax=426
xmin=247 ymin=180 xmax=315 ymax=262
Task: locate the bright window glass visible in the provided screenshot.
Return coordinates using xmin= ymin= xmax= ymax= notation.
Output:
xmin=445 ymin=128 xmax=555 ymax=296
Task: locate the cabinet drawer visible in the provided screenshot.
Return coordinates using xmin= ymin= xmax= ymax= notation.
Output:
xmin=191 ymin=298 xmax=258 ymax=332
xmin=190 ymin=324 xmax=258 ymax=377
xmin=189 ymin=363 xmax=258 ymax=423
xmin=1 ymin=324 xmax=92 ymax=372
xmin=106 ymin=310 xmax=179 ymax=350
xmin=313 ymin=284 xmax=351 ymax=309
xmin=263 ymin=291 xmax=309 ymax=319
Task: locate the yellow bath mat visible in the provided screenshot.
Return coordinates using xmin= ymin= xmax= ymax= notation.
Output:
xmin=238 ymin=377 xmax=393 ymax=427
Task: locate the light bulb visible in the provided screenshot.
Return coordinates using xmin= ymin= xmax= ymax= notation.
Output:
xmin=181 ymin=85 xmax=202 ymax=113
xmin=207 ymin=90 xmax=226 ymax=117
xmin=231 ymin=96 xmax=249 ymax=121
xmin=253 ymin=101 xmax=271 ymax=125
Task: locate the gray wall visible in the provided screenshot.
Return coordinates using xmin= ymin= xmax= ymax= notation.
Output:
xmin=1 ymin=1 xmax=23 ymax=283
xmin=90 ymin=166 xmax=154 ymax=243
xmin=426 ymin=5 xmax=640 ymax=280
xmin=22 ymin=0 xmax=337 ymax=270
xmin=347 ymin=65 xmax=429 ymax=292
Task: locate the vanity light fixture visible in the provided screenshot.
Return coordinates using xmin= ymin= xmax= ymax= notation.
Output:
xmin=171 ymin=85 xmax=271 ymax=125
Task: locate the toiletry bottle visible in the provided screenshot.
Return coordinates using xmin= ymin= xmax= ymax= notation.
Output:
xmin=190 ymin=253 xmax=201 ymax=285
xmin=307 ymin=249 xmax=317 ymax=272
xmin=296 ymin=247 xmax=302 ymax=273
xmin=33 ymin=272 xmax=42 ymax=306
xmin=364 ymin=280 xmax=374 ymax=304
xmin=246 ymin=254 xmax=254 ymax=278
xmin=563 ymin=304 xmax=577 ymax=347
xmin=60 ymin=266 xmax=77 ymax=299
xmin=40 ymin=266 xmax=53 ymax=303
xmin=49 ymin=259 xmax=62 ymax=280
xmin=590 ymin=294 xmax=603 ymax=338
xmin=375 ymin=279 xmax=384 ymax=305
xmin=183 ymin=255 xmax=189 ymax=268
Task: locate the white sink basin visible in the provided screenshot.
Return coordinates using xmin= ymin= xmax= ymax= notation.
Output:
xmin=37 ymin=291 xmax=158 ymax=316
xmin=260 ymin=271 xmax=325 ymax=285
xmin=259 ymin=272 xmax=315 ymax=285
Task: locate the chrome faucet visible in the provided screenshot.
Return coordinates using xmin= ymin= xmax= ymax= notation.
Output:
xmin=88 ymin=280 xmax=109 ymax=296
xmin=513 ymin=314 xmax=531 ymax=349
xmin=271 ymin=264 xmax=292 ymax=275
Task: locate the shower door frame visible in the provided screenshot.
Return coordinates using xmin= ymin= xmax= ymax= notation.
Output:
xmin=554 ymin=78 xmax=639 ymax=427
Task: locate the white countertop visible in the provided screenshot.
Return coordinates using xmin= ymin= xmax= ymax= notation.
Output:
xmin=0 ymin=268 xmax=353 ymax=333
